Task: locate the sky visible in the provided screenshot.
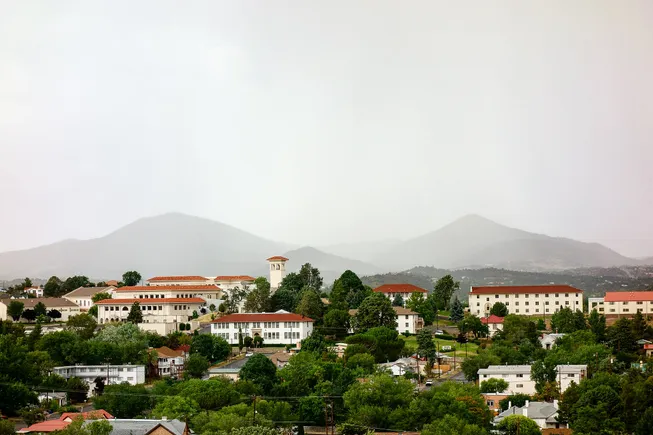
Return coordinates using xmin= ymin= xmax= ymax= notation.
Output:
xmin=1 ymin=1 xmax=652 ymax=257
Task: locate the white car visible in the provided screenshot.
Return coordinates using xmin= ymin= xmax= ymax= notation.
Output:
xmin=245 ymin=352 xmax=253 ymax=357
xmin=425 ymin=379 xmax=433 ymax=386
xmin=434 ymin=330 xmax=445 ymax=335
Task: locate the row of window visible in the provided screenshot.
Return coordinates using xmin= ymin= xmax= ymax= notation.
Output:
xmin=284 ymin=332 xmax=300 ymax=339
xmin=476 ymin=293 xmax=579 ymax=299
xmin=264 ymin=332 xmax=280 ymax=339
xmin=215 ymin=322 xmax=306 ymax=329
xmin=477 ymin=308 xmax=563 ymax=315
xmin=477 ymin=300 xmax=575 ymax=307
xmin=104 ymin=305 xmax=191 ymax=311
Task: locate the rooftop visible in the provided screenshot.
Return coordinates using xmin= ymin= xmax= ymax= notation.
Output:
xmin=147 ymin=275 xmax=207 ymax=282
xmin=213 ymin=275 xmax=256 ymax=282
xmin=349 ymin=306 xmax=419 ymax=316
xmin=115 ymin=285 xmax=220 ymax=292
xmin=95 ymin=297 xmax=206 ymax=305
xmin=0 ymin=297 xmax=79 ymax=308
xmin=212 ymin=312 xmax=314 ymax=323
xmin=481 ymin=314 xmax=504 ymax=324
xmin=267 ymin=255 xmax=289 ymax=261
xmin=373 ymin=284 xmax=428 ymax=294
xmin=18 ymin=420 xmax=70 ymax=433
xmin=60 ymin=410 xmax=114 ymax=421
xmin=470 ymin=285 xmax=582 ymax=295
xmin=64 ymin=286 xmax=116 ymax=298
xmin=82 ymin=419 xmax=187 ymax=435
xmin=478 ymin=365 xmax=532 ymax=374
xmin=604 ymin=291 xmax=653 ymax=302
xmin=152 ymin=346 xmax=184 ymax=358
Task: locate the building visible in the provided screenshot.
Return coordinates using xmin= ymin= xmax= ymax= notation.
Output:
xmin=373 ymin=284 xmax=428 ymax=304
xmin=25 ymin=287 xmax=44 ymax=298
xmin=63 ymin=286 xmax=116 ymax=311
xmin=481 ymin=315 xmax=504 ymax=337
xmin=152 ymin=346 xmax=187 ymax=378
xmin=0 ymin=297 xmax=81 ymax=321
xmin=592 ymin=291 xmax=653 ymax=317
xmin=644 ymin=344 xmax=653 ymax=357
xmin=82 ymin=419 xmax=189 ymax=435
xmin=539 ymin=333 xmax=565 ymax=350
xmin=482 ymin=392 xmax=510 ymax=414
xmin=53 ymin=365 xmax=145 ymax=394
xmin=495 ymin=400 xmax=567 ymax=430
xmin=212 ymin=275 xmax=256 ymax=291
xmin=478 ymin=364 xmax=587 ymax=395
xmin=60 ymin=410 xmax=114 ymax=421
xmin=95 ymin=297 xmax=206 ymax=334
xmin=105 ymin=280 xmax=119 ymax=287
xmin=207 ymin=367 xmax=241 ymax=381
xmin=469 ymin=285 xmax=583 ymax=317
xmin=210 ymin=311 xmax=314 ymax=345
xmin=348 ymin=306 xmax=424 ymax=335
xmin=113 ymin=285 xmax=222 ymax=303
xmin=147 ymin=275 xmax=208 ymax=286
xmin=38 ymin=392 xmax=67 ymax=408
xmin=267 ymin=256 xmax=288 ymax=289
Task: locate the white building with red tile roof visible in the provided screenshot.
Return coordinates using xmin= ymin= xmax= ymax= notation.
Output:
xmin=469 ymin=285 xmax=583 ymax=317
xmin=211 ymin=310 xmax=313 ymax=345
xmin=113 ymin=284 xmax=222 ymax=304
xmin=589 ymin=291 xmax=653 ymax=317
xmin=211 ymin=275 xmax=256 ymax=291
xmin=147 ymin=275 xmax=209 ymax=286
xmin=481 ymin=314 xmax=505 ymax=336
xmin=267 ymin=256 xmax=288 ymax=290
xmin=373 ymin=284 xmax=428 ymax=304
xmin=152 ymin=346 xmax=187 ymax=378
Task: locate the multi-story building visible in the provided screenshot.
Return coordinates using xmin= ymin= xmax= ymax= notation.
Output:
xmin=469 ymin=285 xmax=583 ymax=317
xmin=113 ymin=285 xmax=222 ymax=304
xmin=212 ymin=276 xmax=256 ymax=291
xmin=147 ymin=275 xmax=208 ymax=286
xmin=589 ymin=291 xmax=653 ymax=317
xmin=0 ymin=297 xmax=81 ymax=321
xmin=152 ymin=346 xmax=187 ymax=378
xmin=267 ymin=256 xmax=288 ymax=289
xmin=25 ymin=287 xmax=44 ymax=298
xmin=53 ymin=365 xmax=145 ymax=394
xmin=478 ymin=364 xmax=587 ymax=395
xmin=373 ymin=284 xmax=428 ymax=305
xmin=63 ymin=286 xmax=116 ymax=311
xmin=348 ymin=306 xmax=424 ymax=335
xmin=481 ymin=314 xmax=504 ymax=337
xmin=211 ymin=311 xmax=314 ymax=345
xmin=95 ymin=297 xmax=205 ymax=334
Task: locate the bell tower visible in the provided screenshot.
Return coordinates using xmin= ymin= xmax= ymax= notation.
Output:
xmin=267 ymin=256 xmax=288 ymax=291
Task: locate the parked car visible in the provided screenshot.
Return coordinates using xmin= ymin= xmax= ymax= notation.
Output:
xmin=245 ymin=352 xmax=253 ymax=357
xmin=434 ymin=330 xmax=444 ymax=335
xmin=425 ymin=379 xmax=433 ymax=386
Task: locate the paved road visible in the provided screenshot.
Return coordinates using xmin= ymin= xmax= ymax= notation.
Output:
xmin=221 ymin=356 xmax=251 ymax=369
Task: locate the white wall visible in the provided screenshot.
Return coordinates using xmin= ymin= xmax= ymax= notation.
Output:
xmin=211 ymin=319 xmax=313 ymax=345
xmin=469 ymin=291 xmax=583 ymax=317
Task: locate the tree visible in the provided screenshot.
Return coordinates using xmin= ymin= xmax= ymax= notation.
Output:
xmin=499 ymin=394 xmax=531 ymax=411
xmin=632 ymin=311 xmax=647 ymax=338
xmin=152 ymin=396 xmax=200 ymax=421
xmin=450 ymin=297 xmax=464 ymax=322
xmin=496 ymin=315 xmax=538 ymax=345
xmin=27 ymin=321 xmax=42 ymax=351
xmin=92 ymin=384 xmax=150 ymax=418
xmin=347 ymin=353 xmax=376 ymax=374
xmin=490 ymin=302 xmax=508 ymax=317
xmin=127 ymin=302 xmax=143 ymax=324
xmin=536 ymin=318 xmax=546 ymax=331
xmin=422 ymin=414 xmax=487 ymax=435
xmin=323 ymin=309 xmax=351 ymax=337
xmin=433 ymin=275 xmax=460 ymax=310
xmin=588 ymin=309 xmax=606 ymax=342
xmin=496 ymin=414 xmax=540 ymax=435
xmin=61 ymin=276 xmax=93 ymax=294
xmin=22 ymin=309 xmax=37 ymax=322
xmin=43 ymin=276 xmax=63 ymax=297
xmin=244 ymin=336 xmax=253 ymax=348
xmin=66 ymin=376 xmax=88 ymax=404
xmin=416 ymin=329 xmax=436 ymax=362
xmin=406 ymin=293 xmax=436 ymax=326
xmin=185 ymin=354 xmax=210 ymax=379
xmin=244 ymin=277 xmax=272 ymax=313
xmin=121 ymin=271 xmax=142 ymax=287
xmin=92 ymin=292 xmax=113 ymax=303
xmin=346 ymin=327 xmax=406 ymax=363
xmin=351 ymin=293 xmax=397 ymax=333
xmin=295 ymin=287 xmax=325 ymax=320
xmin=239 ymin=354 xmax=278 ymax=393
xmin=392 ymin=293 xmax=404 ymax=307
xmin=47 ymin=309 xmax=62 ymax=320
xmin=238 ymin=328 xmax=244 ymax=352
xmin=298 ymin=263 xmax=323 ymax=291
xmin=480 ymin=378 xmax=509 ymax=393
xmin=33 ymin=302 xmax=47 ymax=318
xmin=607 ymin=318 xmax=637 ymax=353
xmin=550 ymin=307 xmax=587 ymax=334
xmin=7 ymin=300 xmax=24 ymax=321
xmin=330 ymin=271 xmax=369 ymax=309
xmin=461 ymin=352 xmax=501 ymax=381
xmin=0 ymin=420 xmax=16 ymax=435
xmin=66 ymin=313 xmax=97 ymax=340
xmin=458 ymin=315 xmax=488 ymax=338
xmin=253 ymin=335 xmax=263 ymax=348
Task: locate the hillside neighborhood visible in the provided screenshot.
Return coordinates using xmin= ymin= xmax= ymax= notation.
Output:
xmin=2 ymin=254 xmax=653 ymax=435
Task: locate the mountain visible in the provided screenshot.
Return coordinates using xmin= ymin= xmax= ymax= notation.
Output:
xmin=319 ymin=239 xmax=401 ymax=264
xmin=281 ymin=246 xmax=381 ymax=284
xmin=372 ymin=214 xmax=641 ymax=271
xmin=0 ymin=213 xmax=292 ymax=280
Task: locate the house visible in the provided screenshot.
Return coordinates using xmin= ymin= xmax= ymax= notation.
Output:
xmin=348 ymin=306 xmax=424 ymax=335
xmin=207 ymin=367 xmax=241 ymax=381
xmin=18 ymin=420 xmax=71 ymax=433
xmin=53 ymin=365 xmax=146 ymax=394
xmin=211 ymin=311 xmax=314 ymax=345
xmin=105 ymin=280 xmax=119 ymax=287
xmin=63 ymin=286 xmax=116 ymax=311
xmin=147 ymin=275 xmax=209 ymax=286
xmin=152 ymin=346 xmax=186 ymax=378
xmin=596 ymin=291 xmax=653 ymax=317
xmin=113 ymin=285 xmax=222 ymax=304
xmin=0 ymin=297 xmax=81 ymax=321
xmin=469 ymin=285 xmax=583 ymax=317
xmin=373 ymin=284 xmax=428 ymax=305
xmin=480 ymin=315 xmax=504 ymax=337
xmin=82 ymin=419 xmax=189 ymax=435
xmin=540 ymin=333 xmax=566 ymax=350
xmin=329 ymin=342 xmax=348 ymax=358
xmin=25 ymin=287 xmax=44 ymax=298
xmin=95 ymin=297 xmax=206 ymax=335
xmin=379 ymin=360 xmax=415 ymax=377
xmin=18 ymin=410 xmax=114 ymax=433
xmin=495 ymin=400 xmax=567 ymax=430
xmin=212 ymin=276 xmax=256 ymax=291
xmin=38 ymin=392 xmax=67 ymax=408
xmin=478 ymin=364 xmax=586 ymax=395
xmin=269 ymin=351 xmax=291 ymax=368
xmin=644 ymin=343 xmax=653 ymax=357
xmin=482 ymin=392 xmax=510 ymax=414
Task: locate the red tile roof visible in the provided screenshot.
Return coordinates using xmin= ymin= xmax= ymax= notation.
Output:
xmin=147 ymin=275 xmax=207 ymax=282
xmin=481 ymin=314 xmax=505 ymax=324
xmin=20 ymin=420 xmax=70 ymax=433
xmin=643 ymin=344 xmax=653 ymax=350
xmin=116 ymin=285 xmax=220 ymax=292
xmin=60 ymin=410 xmax=114 ymax=421
xmin=95 ymin=298 xmax=206 ymax=305
xmin=212 ymin=312 xmax=314 ymax=323
xmin=604 ymin=291 xmax=653 ymax=302
xmin=153 ymin=346 xmax=183 ymax=358
xmin=373 ymin=284 xmax=428 ymax=294
xmin=267 ymin=256 xmax=289 ymax=261
xmin=214 ymin=275 xmax=256 ymax=282
xmin=470 ymin=285 xmax=582 ymax=295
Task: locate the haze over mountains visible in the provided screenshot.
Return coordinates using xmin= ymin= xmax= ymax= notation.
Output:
xmin=0 ymin=213 xmax=649 ymax=281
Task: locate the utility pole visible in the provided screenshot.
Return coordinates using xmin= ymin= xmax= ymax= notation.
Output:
xmin=252 ymin=396 xmax=257 ymax=426
xmin=324 ymin=399 xmax=335 ymax=435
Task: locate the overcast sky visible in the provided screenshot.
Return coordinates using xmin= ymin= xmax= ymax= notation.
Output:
xmin=1 ymin=1 xmax=652 ymax=257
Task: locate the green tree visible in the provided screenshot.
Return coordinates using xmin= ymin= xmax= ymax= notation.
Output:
xmin=33 ymin=302 xmax=47 ymax=318
xmin=499 ymin=394 xmax=531 ymax=411
xmin=351 ymin=293 xmax=397 ymax=333
xmin=416 ymin=329 xmax=436 ymax=362
xmin=496 ymin=414 xmax=540 ymax=435
xmin=480 ymin=378 xmax=509 ymax=393
xmin=531 ymin=359 xmax=557 ymax=393
xmin=588 ymin=309 xmax=606 ymax=342
xmin=0 ymin=420 xmax=16 ymax=435
xmin=121 ymin=271 xmax=142 ymax=287
xmin=27 ymin=321 xmax=42 ymax=351
xmin=551 ymin=307 xmax=587 ymax=334
xmin=346 ymin=327 xmax=405 ymax=363
xmin=244 ymin=277 xmax=272 ymax=313
xmin=92 ymin=384 xmax=150 ymax=418
xmin=607 ymin=317 xmax=637 ymax=352
xmin=347 ymin=353 xmax=376 ymax=374
xmin=496 ymin=315 xmax=538 ymax=345
xmin=7 ymin=300 xmax=24 ymax=321
xmin=47 ymin=309 xmax=62 ymax=320
xmin=301 ymin=331 xmax=328 ymax=354
xmin=330 ymin=271 xmax=369 ymax=309
xmin=243 ymin=336 xmax=253 ymax=348
xmin=238 ymin=328 xmax=244 ymax=352
xmin=126 ymin=302 xmax=143 ymax=324
xmin=22 ymin=309 xmax=36 ymax=322
xmin=422 ymin=415 xmax=487 ymax=435
xmin=323 ymin=309 xmax=351 ymax=337
xmin=92 ymin=292 xmax=113 ymax=303
xmin=185 ymin=354 xmax=210 ymax=379
xmin=536 ymin=318 xmax=546 ymax=331
xmin=406 ymin=292 xmax=436 ymax=325
xmin=298 ymin=263 xmax=323 ymax=291
xmin=490 ymin=302 xmax=508 ymax=317
xmin=66 ymin=376 xmax=88 ymax=404
xmin=66 ymin=313 xmax=98 ymax=340
xmin=433 ymin=275 xmax=460 ymax=310
xmin=392 ymin=293 xmax=404 ymax=307
xmin=295 ymin=287 xmax=325 ymax=320
xmin=450 ymin=297 xmax=464 ymax=322
xmin=458 ymin=315 xmax=488 ymax=338
xmin=61 ymin=276 xmax=93 ymax=294
xmin=632 ymin=311 xmax=647 ymax=338
xmin=152 ymin=396 xmax=201 ymax=421
xmin=461 ymin=352 xmax=501 ymax=381
xmin=239 ymin=354 xmax=278 ymax=393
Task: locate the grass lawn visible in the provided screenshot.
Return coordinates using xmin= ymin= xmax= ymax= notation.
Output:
xmin=403 ymin=334 xmax=480 ymax=358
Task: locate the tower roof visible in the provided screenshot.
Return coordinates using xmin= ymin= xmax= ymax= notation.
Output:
xmin=267 ymin=256 xmax=289 ymax=262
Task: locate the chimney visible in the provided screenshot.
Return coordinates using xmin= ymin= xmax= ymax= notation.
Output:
xmin=508 ymin=401 xmax=512 ymax=409
xmin=161 ymin=416 xmax=167 ymax=421
xmin=553 ymin=399 xmax=559 ymax=409
xmin=525 ymin=400 xmax=530 ymax=408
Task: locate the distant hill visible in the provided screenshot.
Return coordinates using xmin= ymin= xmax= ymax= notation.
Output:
xmin=0 ymin=213 xmax=292 ymax=280
xmin=282 ymin=246 xmax=381 ymax=284
xmin=319 ymin=239 xmax=401 ymax=264
xmin=372 ymin=214 xmax=640 ymax=271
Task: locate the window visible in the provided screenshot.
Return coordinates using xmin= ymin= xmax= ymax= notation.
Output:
xmin=535 ymin=301 xmax=539 ymax=305
xmin=555 ymin=301 xmax=559 ymax=305
xmin=568 ymin=373 xmax=574 ymax=377
xmin=487 ymin=400 xmax=495 ymax=406
xmin=515 ymin=302 xmax=519 ymax=306
xmin=486 ymin=297 xmax=490 ymax=301
xmin=495 ymin=295 xmax=499 ymax=298
xmin=477 ymin=303 xmax=480 ymax=306
xmin=545 ymin=301 xmax=549 ymax=305
xmin=535 ymin=309 xmax=540 ymax=313
xmin=637 ymin=301 xmax=643 ymax=305
xmin=516 ymin=384 xmax=524 ymax=388
xmin=565 ymin=293 xmax=569 ymax=297
xmin=405 ymin=323 xmax=409 ymax=328
xmin=624 ymin=309 xmax=630 ymax=313
xmin=546 ymin=309 xmax=550 ymax=313
xmin=525 ymin=302 xmax=529 ymax=306
xmin=405 ymin=315 xmax=409 ymax=319
xmin=517 ymin=374 xmax=523 ymax=378
xmin=525 ymin=309 xmax=529 ymax=313
xmin=515 ymin=309 xmax=519 ymax=313
xmin=555 ymin=294 xmax=559 ymax=297
xmin=535 ymin=294 xmax=539 ymax=298
xmin=545 ymin=294 xmax=549 ymax=297
xmin=565 ymin=301 xmax=569 ymax=305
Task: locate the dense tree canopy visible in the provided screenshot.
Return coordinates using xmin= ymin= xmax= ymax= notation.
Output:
xmin=351 ymin=293 xmax=397 ymax=333
xmin=121 ymin=271 xmax=142 ymax=286
xmin=490 ymin=302 xmax=508 ymax=317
